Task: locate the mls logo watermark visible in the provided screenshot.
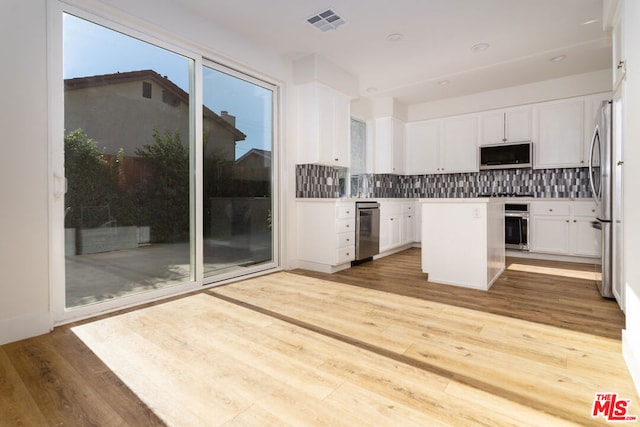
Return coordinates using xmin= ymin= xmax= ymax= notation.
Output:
xmin=592 ymin=393 xmax=638 ymax=422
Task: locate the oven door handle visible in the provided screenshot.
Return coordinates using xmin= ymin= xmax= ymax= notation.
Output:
xmin=505 ymin=212 xmax=529 ymax=218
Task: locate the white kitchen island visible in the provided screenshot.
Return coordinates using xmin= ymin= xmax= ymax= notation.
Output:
xmin=420 ymin=198 xmax=505 ymax=290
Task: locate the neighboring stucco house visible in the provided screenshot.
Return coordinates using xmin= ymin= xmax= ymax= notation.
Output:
xmin=64 ymin=69 xmax=246 ymax=161
xmin=235 ymin=148 xmax=272 ymax=182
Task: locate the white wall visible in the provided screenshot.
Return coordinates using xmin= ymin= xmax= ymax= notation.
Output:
xmin=408 ymin=69 xmax=612 ymax=121
xmin=0 ymin=0 xmax=51 ymax=344
xmin=0 ymin=0 xmax=291 ymax=345
xmin=621 ymin=0 xmax=640 ymax=396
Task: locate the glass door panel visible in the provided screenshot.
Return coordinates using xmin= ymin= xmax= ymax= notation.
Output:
xmin=202 ymin=66 xmax=274 ymax=278
xmin=63 ymin=14 xmax=193 ymax=308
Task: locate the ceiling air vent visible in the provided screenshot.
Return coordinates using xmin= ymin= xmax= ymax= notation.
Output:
xmin=307 ymin=9 xmax=345 ymax=32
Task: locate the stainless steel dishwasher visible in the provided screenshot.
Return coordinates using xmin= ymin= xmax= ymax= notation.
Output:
xmin=354 ymin=201 xmax=380 ymax=263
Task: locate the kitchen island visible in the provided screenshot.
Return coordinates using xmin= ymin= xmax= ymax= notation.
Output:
xmin=420 ymin=198 xmax=505 ymax=290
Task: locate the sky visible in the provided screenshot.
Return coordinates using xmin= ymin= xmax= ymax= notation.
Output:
xmin=63 ymin=13 xmax=272 ymax=158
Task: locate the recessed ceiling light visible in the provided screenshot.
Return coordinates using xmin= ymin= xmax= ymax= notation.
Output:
xmin=471 ymin=43 xmax=490 ymax=52
xmin=582 ymin=19 xmax=598 ymax=25
xmin=437 ymin=80 xmax=450 ymax=86
xmin=306 ymin=8 xmax=346 ymax=32
xmin=387 ymin=33 xmax=404 ymax=42
xmin=550 ymin=54 xmax=567 ymax=62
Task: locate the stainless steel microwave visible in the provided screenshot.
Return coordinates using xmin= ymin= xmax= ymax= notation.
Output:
xmin=479 ymin=142 xmax=532 ymax=170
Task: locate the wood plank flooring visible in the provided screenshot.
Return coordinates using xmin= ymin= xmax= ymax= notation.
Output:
xmin=294 ymin=249 xmax=624 ymax=340
xmin=0 ymin=249 xmax=633 ymax=426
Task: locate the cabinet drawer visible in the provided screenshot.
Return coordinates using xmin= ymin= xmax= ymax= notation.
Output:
xmin=336 ymin=232 xmax=354 ymax=248
xmin=336 ymin=218 xmax=355 ymax=233
xmin=335 ymin=245 xmax=355 ymax=264
xmin=531 ymin=202 xmax=570 ymax=216
xmin=572 ymin=202 xmax=597 ymax=217
xmin=336 ymin=205 xmax=355 ymax=219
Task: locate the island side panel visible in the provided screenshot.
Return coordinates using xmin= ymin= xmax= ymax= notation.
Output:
xmin=486 ymin=199 xmax=506 ymax=287
xmin=421 ymin=201 xmax=489 ymax=289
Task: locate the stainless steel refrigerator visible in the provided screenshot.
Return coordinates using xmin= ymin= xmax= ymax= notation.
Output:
xmin=589 ymin=99 xmax=623 ymax=300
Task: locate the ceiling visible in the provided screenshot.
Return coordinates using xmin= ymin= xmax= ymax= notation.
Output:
xmin=179 ymin=0 xmax=611 ymax=105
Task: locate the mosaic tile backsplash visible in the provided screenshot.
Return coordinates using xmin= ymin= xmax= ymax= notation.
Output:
xmin=296 ymin=164 xmax=341 ymax=198
xmin=296 ymin=164 xmax=592 ymax=199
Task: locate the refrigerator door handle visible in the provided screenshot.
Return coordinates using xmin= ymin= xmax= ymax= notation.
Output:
xmin=589 ymin=124 xmax=600 ymax=203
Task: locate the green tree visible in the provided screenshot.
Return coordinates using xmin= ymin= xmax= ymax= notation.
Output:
xmin=64 ymin=129 xmax=120 ymax=229
xmin=136 ymin=128 xmax=190 ymax=242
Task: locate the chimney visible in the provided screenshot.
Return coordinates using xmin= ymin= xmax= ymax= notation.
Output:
xmin=220 ymin=111 xmax=236 ymax=127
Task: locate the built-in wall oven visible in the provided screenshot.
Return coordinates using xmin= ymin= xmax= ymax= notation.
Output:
xmin=505 ymin=203 xmax=529 ymax=251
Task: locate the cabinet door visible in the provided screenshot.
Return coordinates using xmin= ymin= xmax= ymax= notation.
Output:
xmin=388 ymin=216 xmax=402 ymax=248
xmin=530 ymin=217 xmax=570 ymax=254
xmin=332 ymin=89 xmax=351 ymax=167
xmin=405 ymin=120 xmax=440 ymax=174
xmin=612 ymin=2 xmax=625 ymax=91
xmin=392 ymin=118 xmax=405 ymax=174
xmin=374 ymin=118 xmax=393 ymax=174
xmin=505 ymin=107 xmax=532 ymax=142
xmin=316 ymin=84 xmax=336 ymax=165
xmin=379 ymin=215 xmax=394 ymax=252
xmin=571 ymin=217 xmax=601 ymax=257
xmin=296 ymin=82 xmax=350 ymax=167
xmin=403 ymin=213 xmax=416 ymax=245
xmin=441 ymin=114 xmax=478 ymax=173
xmin=374 ymin=117 xmax=405 ymax=174
xmin=534 ymin=98 xmax=584 ymax=168
xmin=480 ymin=110 xmax=505 ymax=144
xmin=296 ymin=84 xmax=320 ymax=164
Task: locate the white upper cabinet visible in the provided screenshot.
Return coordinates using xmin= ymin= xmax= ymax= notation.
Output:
xmin=612 ymin=0 xmax=626 ymax=91
xmin=480 ymin=106 xmax=532 ymax=144
xmin=405 ymin=114 xmax=478 ymax=175
xmin=441 ymin=114 xmax=478 ymax=173
xmin=405 ymin=120 xmax=440 ymax=175
xmin=374 ymin=117 xmax=405 ymax=174
xmin=296 ymin=82 xmax=350 ymax=168
xmin=533 ymin=93 xmax=612 ymax=169
xmin=533 ymin=97 xmax=585 ymax=169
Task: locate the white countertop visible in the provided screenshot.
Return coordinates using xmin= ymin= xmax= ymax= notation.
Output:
xmin=296 ymin=197 xmax=593 ymax=203
xmin=419 ymin=197 xmax=493 ymax=203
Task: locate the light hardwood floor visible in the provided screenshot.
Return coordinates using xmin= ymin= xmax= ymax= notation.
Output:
xmin=294 ymin=249 xmax=625 ymax=340
xmin=0 ymin=250 xmax=635 ymax=426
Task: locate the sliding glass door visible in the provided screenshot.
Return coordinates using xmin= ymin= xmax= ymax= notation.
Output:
xmin=202 ymin=65 xmax=275 ymax=279
xmin=63 ymin=13 xmax=194 ymax=308
xmin=57 ymin=9 xmax=278 ymax=317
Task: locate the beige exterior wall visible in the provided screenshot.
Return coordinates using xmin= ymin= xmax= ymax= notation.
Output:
xmin=65 ymin=78 xmax=237 ymax=161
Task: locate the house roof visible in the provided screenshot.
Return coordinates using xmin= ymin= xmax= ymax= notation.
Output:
xmin=236 ymin=148 xmax=272 ymax=164
xmin=65 ymin=69 xmax=246 ymax=142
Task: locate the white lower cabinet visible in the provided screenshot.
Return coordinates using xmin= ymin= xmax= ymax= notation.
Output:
xmin=379 ymin=202 xmax=401 ymax=252
xmin=379 ymin=200 xmax=417 ymax=253
xmin=297 ymin=200 xmax=355 ymax=271
xmin=529 ymin=200 xmax=599 ymax=257
xmin=403 ymin=205 xmax=416 ymax=245
xmin=570 ymin=202 xmax=601 ymax=257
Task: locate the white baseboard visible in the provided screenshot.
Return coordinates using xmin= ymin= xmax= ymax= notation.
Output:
xmin=505 ymin=250 xmax=598 ymax=265
xmin=374 ymin=243 xmax=415 ymax=259
xmin=622 ymin=329 xmax=640 ymax=397
xmin=294 ymin=260 xmax=351 ymax=274
xmin=0 ymin=311 xmax=51 ymax=345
